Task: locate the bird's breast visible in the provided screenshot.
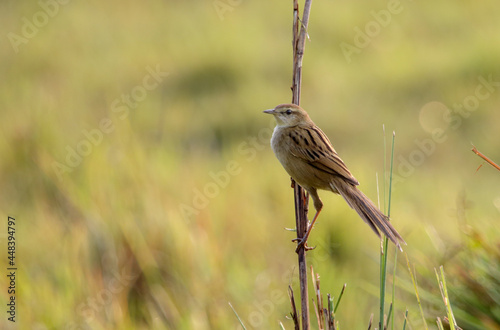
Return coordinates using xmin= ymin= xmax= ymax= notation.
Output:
xmin=270 ymin=126 xmax=329 ymax=191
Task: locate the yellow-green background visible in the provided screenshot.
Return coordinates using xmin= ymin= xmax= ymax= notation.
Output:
xmin=1 ymin=0 xmax=499 ymax=329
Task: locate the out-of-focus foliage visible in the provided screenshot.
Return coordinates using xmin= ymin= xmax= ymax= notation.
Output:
xmin=449 ymin=228 xmax=500 ymax=330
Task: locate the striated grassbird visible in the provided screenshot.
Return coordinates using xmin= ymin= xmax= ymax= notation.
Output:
xmin=264 ymin=103 xmax=405 ymax=252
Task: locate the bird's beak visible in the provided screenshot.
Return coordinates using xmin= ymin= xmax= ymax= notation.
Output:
xmin=263 ymin=109 xmax=275 ymax=114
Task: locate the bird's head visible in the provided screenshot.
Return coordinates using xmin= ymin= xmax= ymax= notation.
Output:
xmin=263 ymin=104 xmax=311 ymax=127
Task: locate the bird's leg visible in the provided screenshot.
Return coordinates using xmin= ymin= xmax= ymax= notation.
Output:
xmin=292 ymin=188 xmax=323 ymax=253
xmin=293 ymin=208 xmax=321 ymax=252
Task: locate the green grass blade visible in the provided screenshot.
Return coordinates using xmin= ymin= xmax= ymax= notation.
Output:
xmin=437 ymin=317 xmax=445 ymax=330
xmin=385 ymin=303 xmax=393 ymax=329
xmin=381 ymin=130 xmax=396 ymax=330
xmin=383 ymin=124 xmax=387 ymax=214
xmin=402 ymin=309 xmax=408 ymax=330
xmin=380 ymin=236 xmax=389 ymax=328
xmin=387 ymin=131 xmax=395 ymax=218
xmin=405 ymin=254 xmax=429 ymax=330
xmin=380 ymin=125 xmax=388 ymax=330
xmin=334 ymin=283 xmax=347 ymax=313
xmin=228 ymin=302 xmax=247 ymax=330
xmin=435 ymin=266 xmax=457 ymax=330
xmin=389 ymin=131 xmax=397 ymax=330
xmin=391 ymin=249 xmax=398 ymax=330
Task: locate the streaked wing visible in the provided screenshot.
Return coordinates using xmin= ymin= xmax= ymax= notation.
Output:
xmin=286 ymin=125 xmax=359 ymax=186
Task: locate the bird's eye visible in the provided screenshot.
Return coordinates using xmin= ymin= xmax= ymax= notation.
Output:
xmin=285 ymin=109 xmax=292 ymax=115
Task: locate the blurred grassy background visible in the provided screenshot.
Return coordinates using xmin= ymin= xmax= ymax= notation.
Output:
xmin=1 ymin=0 xmax=500 ymax=328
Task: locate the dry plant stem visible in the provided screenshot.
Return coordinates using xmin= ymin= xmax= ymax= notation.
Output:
xmin=311 ymin=266 xmax=324 ymax=329
xmin=471 ymin=145 xmax=500 ymax=171
xmin=292 ymin=0 xmax=312 ymax=105
xmin=327 ymin=294 xmax=335 ymax=329
xmin=294 ymin=183 xmax=310 ymax=329
xmin=291 ymin=0 xmax=313 ymax=329
xmin=288 ymin=285 xmax=300 ymax=330
xmin=367 ymin=313 xmax=374 ymax=330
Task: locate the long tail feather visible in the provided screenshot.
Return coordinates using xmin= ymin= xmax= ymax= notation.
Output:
xmin=331 ymin=180 xmax=406 ymax=250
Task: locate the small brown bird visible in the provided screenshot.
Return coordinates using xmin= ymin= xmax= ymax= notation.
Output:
xmin=264 ymin=104 xmax=405 ymax=251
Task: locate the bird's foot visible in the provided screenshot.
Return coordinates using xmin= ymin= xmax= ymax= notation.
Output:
xmin=290 ymin=219 xmax=315 ymax=252
xmin=292 ymin=237 xmax=316 ymax=253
